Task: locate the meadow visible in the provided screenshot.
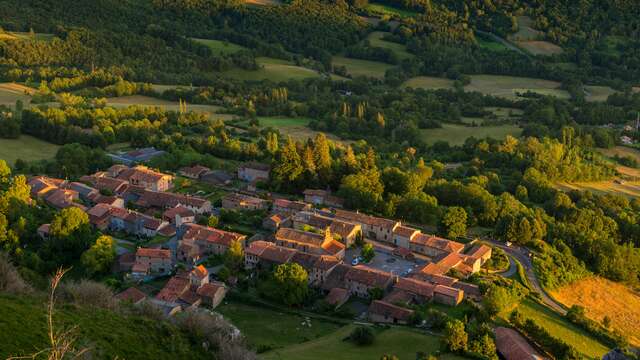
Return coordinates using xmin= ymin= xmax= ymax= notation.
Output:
xmin=513 ymin=298 xmax=610 ymax=359
xmin=0 ymin=135 xmax=60 ymax=165
xmin=332 ymin=56 xmax=394 ymax=79
xmin=261 ymin=324 xmax=467 ymax=360
xmin=0 ymin=82 xmax=35 ymax=106
xmin=216 ymin=301 xmax=342 ymax=350
xmin=550 ymin=277 xmax=640 ymax=346
xmin=223 ymin=57 xmax=323 ymax=82
xmin=191 ymin=38 xmax=247 ymax=55
xmin=464 ymin=75 xmax=570 ymax=100
xmin=509 ymin=16 xmax=563 ymax=56
xmin=421 ymin=123 xmax=522 ymax=146
xmin=365 ymin=3 xmax=419 ymax=18
xmin=555 ymin=180 xmax=640 ymax=198
xmin=240 ymin=116 xmax=345 ymax=143
xmin=366 ymin=31 xmax=414 ymax=60
xmin=584 ymin=85 xmax=617 ymax=102
xmin=401 ymin=76 xmax=454 ymax=90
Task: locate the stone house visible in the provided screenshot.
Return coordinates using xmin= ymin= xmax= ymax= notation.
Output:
xmin=237 ymin=162 xmax=270 ymax=182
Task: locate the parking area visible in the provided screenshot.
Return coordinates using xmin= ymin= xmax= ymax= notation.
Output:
xmin=345 ymin=244 xmax=427 ymax=277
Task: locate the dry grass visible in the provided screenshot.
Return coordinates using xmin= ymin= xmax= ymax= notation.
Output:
xmin=0 ymin=253 xmax=32 ymax=295
xmin=515 ymin=40 xmax=564 ymax=56
xmin=555 ymin=180 xmax=640 ymax=198
xmin=551 ymin=277 xmax=640 ymax=346
xmin=0 ymin=83 xmax=35 ymax=106
xmin=464 ymin=75 xmax=570 ymax=100
xmin=61 ymin=280 xmax=117 ymax=310
xmin=509 ymin=16 xmax=563 ymax=56
xmin=401 ymin=76 xmax=454 ymax=90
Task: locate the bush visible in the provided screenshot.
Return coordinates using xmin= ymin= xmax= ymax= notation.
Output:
xmin=61 ymin=280 xmax=116 ymax=309
xmin=0 ymin=252 xmax=32 ymax=295
xmin=174 ymin=310 xmax=256 ymax=359
xmin=349 ymin=326 xmax=375 ymax=346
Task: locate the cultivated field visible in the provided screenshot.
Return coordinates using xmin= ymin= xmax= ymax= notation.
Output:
xmin=366 ymin=31 xmax=414 ymax=60
xmin=223 ymin=57 xmax=322 ymax=82
xmin=555 ymin=180 xmax=640 ymax=198
xmin=262 ymin=324 xmax=467 ymax=360
xmin=464 ymin=75 xmax=570 ymax=100
xmin=0 ymin=82 xmax=35 ymax=106
xmin=584 ymin=85 xmax=617 ymax=102
xmin=0 ymin=135 xmax=60 ymax=165
xmin=401 ymin=76 xmax=454 ymax=90
xmin=510 ymin=16 xmax=563 ymax=56
xmin=191 ymin=38 xmax=247 ymax=55
xmin=106 ymin=95 xmax=234 ymax=120
xmin=515 ymin=298 xmax=610 ymax=358
xmin=421 ymin=123 xmax=522 ymax=146
xmin=550 ymin=277 xmax=640 ymax=346
xmin=332 ymin=56 xmax=394 ymax=79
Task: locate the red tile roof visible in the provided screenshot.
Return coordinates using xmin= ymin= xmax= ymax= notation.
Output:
xmin=196 ymin=282 xmax=226 ymax=299
xmin=246 ymin=240 xmax=274 ymax=257
xmin=325 ymin=287 xmax=349 ymax=306
xmin=276 ymin=228 xmax=327 ymax=247
xmin=494 ymin=327 xmax=545 ymax=360
xmin=393 ymin=225 xmax=420 ymax=238
xmin=410 ymin=234 xmax=464 ymax=253
xmin=334 ymin=209 xmax=399 ymax=229
xmin=191 ymin=264 xmax=208 ymax=279
xmin=156 ymin=275 xmax=190 ymax=303
xmin=115 ymin=287 xmax=147 ymax=303
xmin=395 ymin=277 xmax=435 ymax=298
xmin=345 ymin=265 xmax=393 ymax=288
xmin=182 ymin=223 xmax=245 ymax=247
xmin=369 ymin=300 xmax=414 ymax=321
xmin=136 ymin=247 xmax=171 ymax=259
xmin=163 ymin=205 xmax=195 ymax=219
xmin=259 ymin=245 xmax=297 ymax=264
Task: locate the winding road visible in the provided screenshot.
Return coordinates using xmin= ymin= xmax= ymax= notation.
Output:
xmin=489 ymin=240 xmax=567 ymax=315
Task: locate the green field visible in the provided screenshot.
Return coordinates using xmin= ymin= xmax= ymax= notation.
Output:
xmin=0 ymin=294 xmax=209 ymax=360
xmin=332 ymin=56 xmax=394 ymax=79
xmin=217 ymin=302 xmax=342 ymax=350
xmin=515 ymin=298 xmax=609 ymax=359
xmin=223 ymin=57 xmax=322 ymax=82
xmin=191 ymin=38 xmax=248 ymax=55
xmin=464 ymin=75 xmax=570 ymax=100
xmin=421 ymin=123 xmax=522 ymax=146
xmin=258 ymin=116 xmax=312 ymax=128
xmin=0 ymin=135 xmax=60 ymax=165
xmin=366 ymin=31 xmax=414 ymax=60
xmin=477 ymin=37 xmax=511 ymax=51
xmin=584 ymin=85 xmax=617 ymax=102
xmin=401 ymin=76 xmax=454 ymax=90
xmin=262 ymin=324 xmax=467 ymax=360
xmin=366 ymin=3 xmax=418 ymax=18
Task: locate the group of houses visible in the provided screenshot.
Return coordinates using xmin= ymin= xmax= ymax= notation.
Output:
xmin=116 ymin=264 xmax=228 ymax=316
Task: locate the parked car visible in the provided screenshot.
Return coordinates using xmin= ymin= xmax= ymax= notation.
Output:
xmin=351 ymin=258 xmax=360 ymax=266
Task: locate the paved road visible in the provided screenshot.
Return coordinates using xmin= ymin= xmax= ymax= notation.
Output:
xmin=496 ymin=255 xmax=517 ymax=278
xmin=488 ymin=240 xmax=567 ymax=315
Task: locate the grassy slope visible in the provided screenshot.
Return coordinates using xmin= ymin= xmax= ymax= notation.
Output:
xmin=332 ymin=56 xmax=394 ymax=79
xmin=550 ymin=276 xmax=640 ymax=346
xmin=366 ymin=31 xmax=414 ymax=60
xmin=191 ymin=38 xmax=247 ymax=55
xmin=0 ymin=295 xmax=209 ymax=360
xmin=365 ymin=3 xmax=418 ymax=18
xmin=0 ymin=135 xmax=60 ymax=165
xmin=464 ymin=75 xmax=570 ymax=100
xmin=261 ymin=324 xmax=468 ymax=360
xmin=421 ymin=123 xmax=522 ymax=146
xmin=401 ymin=76 xmax=454 ymax=90
xmin=216 ymin=302 xmax=342 ymax=350
xmin=515 ymin=298 xmax=610 ymax=359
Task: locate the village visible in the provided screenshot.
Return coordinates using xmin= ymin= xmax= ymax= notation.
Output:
xmin=28 ymin=153 xmax=494 ymax=325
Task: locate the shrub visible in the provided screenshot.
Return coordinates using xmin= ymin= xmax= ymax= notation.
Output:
xmin=61 ymin=280 xmax=116 ymax=309
xmin=349 ymin=326 xmax=375 ymax=346
xmin=0 ymin=252 xmax=32 ymax=295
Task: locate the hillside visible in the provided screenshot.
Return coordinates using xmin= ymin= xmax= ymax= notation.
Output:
xmin=0 ymin=294 xmax=210 ymax=359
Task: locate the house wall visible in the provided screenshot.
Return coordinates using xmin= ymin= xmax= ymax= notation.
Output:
xmin=238 ymin=168 xmax=269 ymax=182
